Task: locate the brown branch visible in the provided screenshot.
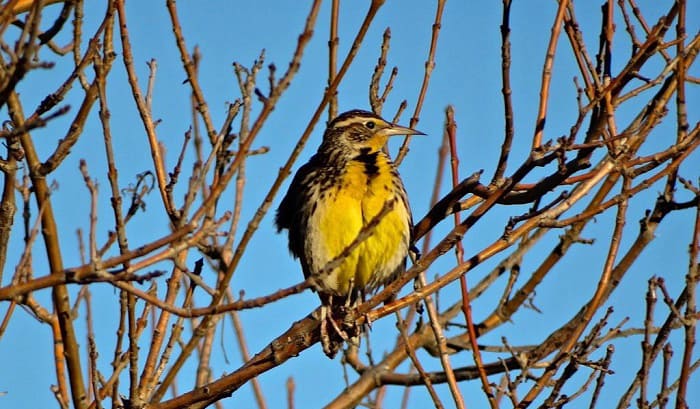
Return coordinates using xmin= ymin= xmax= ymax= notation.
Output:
xmin=412 ymin=173 xmax=482 ymax=242
xmin=0 ymin=224 xmax=196 ymax=300
xmin=150 ymin=311 xmax=322 ymax=409
xmin=395 ymin=0 xmax=445 ymax=165
xmin=445 ymin=106 xmax=495 ymax=408
xmin=37 ymin=81 xmax=98 ymax=175
xmin=327 ymin=0 xmax=339 ymax=120
xmin=227 ymin=297 xmax=268 ymax=409
xmin=115 ymin=0 xmax=176 ymax=218
xmin=165 ymin=1 xmax=218 ymax=145
xmin=493 ymin=0 xmax=514 ymax=183
xmin=676 ymin=194 xmax=698 ymax=408
xmin=396 ymin=312 xmax=445 ymax=408
xmin=0 ymin=134 xmax=19 ymax=282
xmin=116 ymin=279 xmax=309 ymax=319
xmin=8 ymin=82 xmax=88 ymax=409
xmin=416 ymin=272 xmax=462 ymax=408
xmin=369 ymin=28 xmax=395 ymax=115
xmin=531 ymin=0 xmax=568 ymax=150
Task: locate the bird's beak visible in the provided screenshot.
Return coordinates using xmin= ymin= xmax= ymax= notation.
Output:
xmin=380 ymin=123 xmax=425 ymax=137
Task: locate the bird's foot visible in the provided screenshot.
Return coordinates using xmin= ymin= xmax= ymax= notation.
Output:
xmin=319 ymin=305 xmax=350 ymax=358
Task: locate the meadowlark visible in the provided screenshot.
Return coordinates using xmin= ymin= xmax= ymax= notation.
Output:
xmin=275 ymin=109 xmax=423 ymax=357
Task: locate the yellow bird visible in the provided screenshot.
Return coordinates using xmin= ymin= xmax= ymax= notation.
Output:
xmin=276 ymin=110 xmax=423 ymax=357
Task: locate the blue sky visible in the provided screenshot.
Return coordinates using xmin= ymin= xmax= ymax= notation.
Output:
xmin=1 ymin=1 xmax=698 ymax=408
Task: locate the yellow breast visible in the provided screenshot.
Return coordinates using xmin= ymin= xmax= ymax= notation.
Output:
xmin=308 ymin=154 xmax=410 ymax=297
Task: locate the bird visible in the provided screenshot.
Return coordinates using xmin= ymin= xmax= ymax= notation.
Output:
xmin=275 ymin=109 xmax=423 ymax=357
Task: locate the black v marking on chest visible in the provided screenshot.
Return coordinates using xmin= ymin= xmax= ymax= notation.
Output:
xmin=355 ymin=148 xmax=380 ymax=177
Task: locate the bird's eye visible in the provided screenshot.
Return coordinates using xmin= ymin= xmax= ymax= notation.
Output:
xmin=365 ymin=121 xmax=376 ymax=129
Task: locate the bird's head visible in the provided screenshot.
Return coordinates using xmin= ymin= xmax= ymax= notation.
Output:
xmin=322 ymin=110 xmax=424 ymax=155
